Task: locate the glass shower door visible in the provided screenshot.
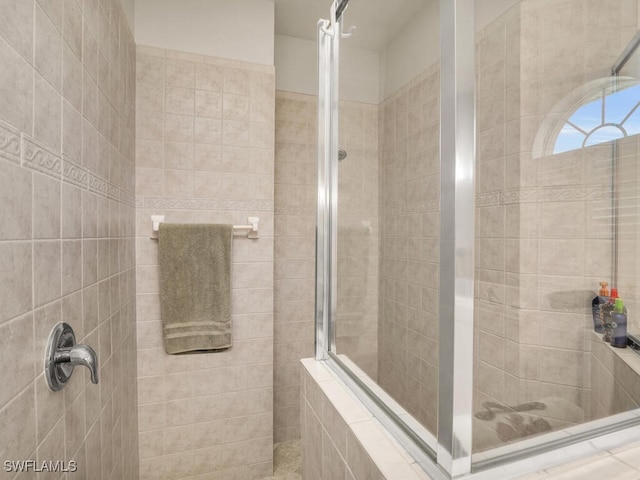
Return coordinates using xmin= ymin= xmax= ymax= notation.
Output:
xmin=472 ymin=0 xmax=640 ymax=461
xmin=315 ymin=0 xmax=443 ymax=446
xmin=315 ymin=0 xmax=640 ymax=476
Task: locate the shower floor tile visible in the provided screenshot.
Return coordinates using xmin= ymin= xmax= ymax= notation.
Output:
xmin=262 ymin=440 xmax=302 ymax=479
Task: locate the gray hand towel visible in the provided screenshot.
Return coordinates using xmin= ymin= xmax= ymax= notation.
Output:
xmin=158 ymin=223 xmax=233 ymax=354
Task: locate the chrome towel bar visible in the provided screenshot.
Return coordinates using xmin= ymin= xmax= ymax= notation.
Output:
xmin=150 ymin=215 xmax=259 ymax=239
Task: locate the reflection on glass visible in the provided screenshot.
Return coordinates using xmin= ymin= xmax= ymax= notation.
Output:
xmin=474 ymin=0 xmax=640 ymax=459
xmin=331 ymin=0 xmax=440 ymax=438
xmin=605 ymin=85 xmax=640 ymax=124
xmin=554 ymin=84 xmax=640 ymax=154
xmin=622 ymin=106 xmax=640 ymax=136
xmin=554 ymin=123 xmax=584 ymax=153
xmin=569 ymin=97 xmax=602 ymax=132
xmin=584 ymin=125 xmax=625 ymax=146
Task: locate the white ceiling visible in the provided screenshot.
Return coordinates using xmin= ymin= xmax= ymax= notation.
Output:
xmin=274 ymin=0 xmax=429 ymax=51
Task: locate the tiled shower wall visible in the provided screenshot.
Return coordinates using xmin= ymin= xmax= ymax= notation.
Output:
xmin=473 ymin=0 xmax=639 ymax=451
xmin=336 ymin=100 xmax=379 ymax=379
xmin=276 ymin=64 xmax=438 ymax=443
xmin=300 ymin=359 xmax=429 ymax=480
xmin=0 ymin=0 xmax=138 ymax=478
xmin=474 ymin=4 xmax=525 ymax=442
xmin=378 ymin=65 xmax=441 ymax=434
xmin=273 ymin=91 xmax=379 ymax=442
xmin=134 ymin=46 xmax=275 ymax=479
xmin=592 ymin=127 xmax=640 ymax=418
xmin=617 ymin=104 xmax=640 ymax=332
xmin=274 ymin=91 xmax=316 ymax=443
xmin=590 ymin=334 xmax=640 ymax=418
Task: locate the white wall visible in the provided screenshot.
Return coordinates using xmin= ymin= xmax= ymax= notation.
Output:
xmin=341 ymin=41 xmax=379 ymax=104
xmin=380 ymin=1 xmax=439 ymax=101
xmin=135 ymin=0 xmax=275 ymax=65
xmin=476 ymin=0 xmax=520 ymax=31
xmin=274 ymin=36 xmax=317 ymax=97
xmin=275 ymin=35 xmax=379 ymax=104
xmin=120 ymin=0 xmax=135 ymax=34
xmin=378 ymin=0 xmax=522 ymax=100
xmin=132 ymin=0 xmax=521 ymax=96
xmin=274 ymin=2 xmax=438 ymax=103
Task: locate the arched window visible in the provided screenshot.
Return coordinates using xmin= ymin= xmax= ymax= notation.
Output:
xmin=553 ymin=81 xmax=640 ymax=155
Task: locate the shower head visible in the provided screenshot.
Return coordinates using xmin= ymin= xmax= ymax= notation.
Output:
xmin=338 ymin=148 xmax=347 ymax=161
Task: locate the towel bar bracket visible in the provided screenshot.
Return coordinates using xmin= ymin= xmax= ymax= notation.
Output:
xmin=150 ymin=215 xmax=260 ymax=239
xmin=241 ymin=217 xmax=260 ymax=239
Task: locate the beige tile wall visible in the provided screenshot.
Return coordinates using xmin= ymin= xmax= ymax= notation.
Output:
xmin=301 ymin=361 xmax=385 ymax=480
xmin=377 ymin=64 xmax=440 ymax=435
xmin=135 ymin=46 xmax=275 ymax=479
xmin=0 ymin=0 xmax=139 ymax=478
xmin=473 ymin=0 xmax=639 ymax=452
xmin=273 ymin=91 xmax=379 ymax=442
xmin=336 ymin=101 xmax=379 ymax=379
xmin=274 ymin=91 xmax=316 ymax=443
xmin=590 ymin=334 xmax=640 ymax=419
xmin=300 ymin=359 xmax=429 ymax=480
xmin=474 ymin=5 xmax=523 ymax=440
xmin=274 ymin=91 xmax=317 ymax=442
xmin=616 ymin=134 xmax=640 ymax=333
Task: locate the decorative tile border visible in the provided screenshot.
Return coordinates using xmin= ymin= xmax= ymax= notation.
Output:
xmin=275 ymin=205 xmax=381 ymax=217
xmin=275 ymin=205 xmax=316 ymax=216
xmin=383 ymin=201 xmax=439 ymax=216
xmin=377 ymin=185 xmax=609 ymax=213
xmin=476 ymin=192 xmax=501 ymax=207
xmin=121 ymin=190 xmax=135 ymax=206
xmin=62 ymin=156 xmax=89 ymax=188
xmin=88 ymin=172 xmax=109 ymax=197
xmin=16 ymin=134 xmax=136 ymax=207
xmin=22 ymin=135 xmax=62 ymax=179
xmin=0 ymin=120 xmax=21 ymax=165
xmin=477 ymin=186 xmax=611 ymax=206
xmin=61 ymin=155 xmax=135 ymax=207
xmin=184 ymin=198 xmax=273 ymax=212
xmin=106 ymin=182 xmax=119 ymax=201
xmin=137 ymin=196 xmax=274 ymax=212
xmin=543 ymin=186 xmax=609 ymax=202
xmin=143 ymin=197 xmax=186 ymax=209
xmin=502 ymin=188 xmax=544 ymax=205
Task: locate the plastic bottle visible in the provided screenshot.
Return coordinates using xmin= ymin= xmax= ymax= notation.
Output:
xmin=611 ymin=298 xmax=628 ymax=348
xmin=600 ymin=282 xmax=609 ymax=296
xmin=592 ymin=281 xmax=609 ymax=333
xmin=601 ymin=288 xmax=618 ymax=342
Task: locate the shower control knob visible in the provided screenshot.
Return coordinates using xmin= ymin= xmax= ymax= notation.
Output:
xmin=44 ymin=323 xmax=99 ymax=391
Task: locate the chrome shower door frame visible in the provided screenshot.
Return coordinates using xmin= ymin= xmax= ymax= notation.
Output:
xmin=315 ymin=7 xmax=341 ymax=360
xmin=438 ymin=0 xmax=476 ymax=476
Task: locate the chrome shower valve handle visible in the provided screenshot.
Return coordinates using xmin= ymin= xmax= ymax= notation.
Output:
xmin=45 ymin=323 xmax=99 ymax=391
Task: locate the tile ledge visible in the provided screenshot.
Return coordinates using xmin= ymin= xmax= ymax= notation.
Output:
xmin=301 ymin=358 xmax=429 ymax=480
xmin=592 ymin=330 xmax=640 ymax=377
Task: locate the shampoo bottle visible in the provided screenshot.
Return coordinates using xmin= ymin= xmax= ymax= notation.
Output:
xmin=601 ymin=288 xmax=618 ymax=342
xmin=592 ymin=281 xmax=609 ymax=333
xmin=611 ymin=298 xmax=628 ymax=348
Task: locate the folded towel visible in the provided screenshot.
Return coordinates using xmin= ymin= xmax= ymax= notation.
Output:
xmin=158 ymin=223 xmax=233 ymax=354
